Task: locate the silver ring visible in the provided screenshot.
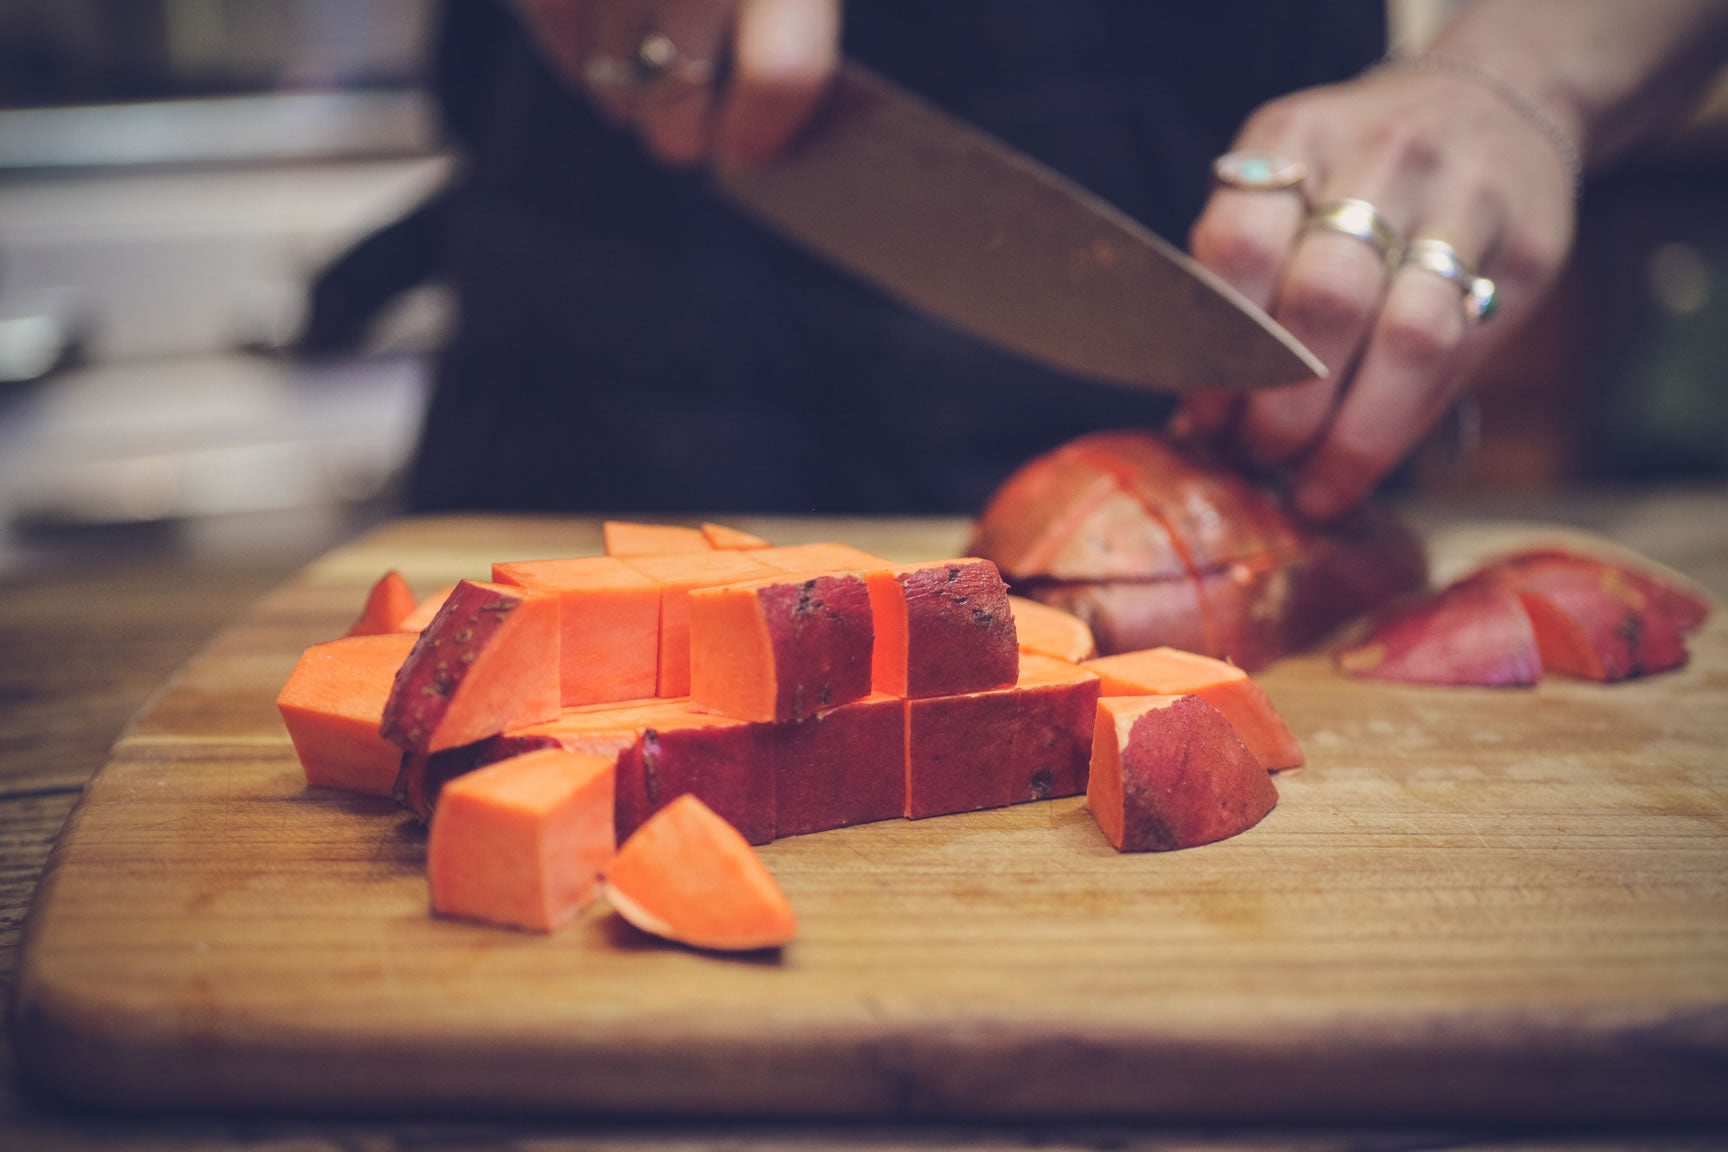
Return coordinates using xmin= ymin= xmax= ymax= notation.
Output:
xmin=582 ymin=31 xmax=715 ymax=93
xmin=1212 ymin=149 xmax=1308 ymax=193
xmin=1403 ymin=237 xmax=1499 ymax=322
xmin=1303 ymin=198 xmax=1404 ymax=268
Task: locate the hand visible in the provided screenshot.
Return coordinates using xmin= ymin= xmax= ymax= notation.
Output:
xmin=514 ymin=0 xmax=843 ymax=167
xmin=1176 ymin=61 xmax=1578 ymax=520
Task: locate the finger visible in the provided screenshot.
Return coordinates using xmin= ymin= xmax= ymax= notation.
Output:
xmin=1290 ymin=232 xmax=1493 ymax=519
xmin=717 ymin=0 xmax=841 ymax=167
xmin=514 ymin=0 xmax=590 ymax=84
xmin=575 ymin=0 xmax=656 ymax=124
xmin=634 ymin=1 xmax=732 ymax=164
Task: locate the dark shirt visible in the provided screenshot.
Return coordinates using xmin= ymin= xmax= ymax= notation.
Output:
xmin=410 ymin=0 xmax=1385 ymax=514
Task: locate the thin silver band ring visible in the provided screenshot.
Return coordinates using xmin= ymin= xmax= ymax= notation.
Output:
xmin=1304 ymin=198 xmax=1404 ymax=267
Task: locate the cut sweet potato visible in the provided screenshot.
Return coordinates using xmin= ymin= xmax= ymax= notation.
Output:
xmin=774 ymin=692 xmax=905 ymax=837
xmin=603 ymin=521 xmax=712 ymax=557
xmin=604 ymin=793 xmax=797 ymax=951
xmin=491 ymin=555 xmax=660 ymax=706
xmin=380 ymin=579 xmax=561 ymax=754
xmin=1008 ymin=594 xmax=1096 ymax=662
xmin=1089 ymin=695 xmax=1277 ymax=852
xmin=621 ymin=550 xmax=775 ymax=697
xmin=427 ymin=748 xmax=615 ymax=933
xmin=345 ymin=570 xmax=418 ymax=637
xmin=398 ymin=584 xmax=454 ymax=634
xmin=1084 ymin=646 xmax=1303 ymax=772
xmin=607 ymin=701 xmax=777 ymax=845
xmin=1025 ymin=576 xmax=1211 ymax=660
xmin=869 ymin=558 xmax=1019 ymax=699
xmin=688 ymin=572 xmax=874 ymax=723
xmin=1490 ymin=549 xmax=1709 ymax=633
xmin=1508 ymin=566 xmax=1687 ymax=681
xmin=278 ymin=632 xmax=419 ymax=796
xmin=1336 ymin=576 xmax=1542 ymax=686
xmin=701 ymin=522 xmax=771 ymax=550
xmin=905 ymin=653 xmax=1100 ymax=818
xmin=745 ymin=541 xmax=891 ymax=574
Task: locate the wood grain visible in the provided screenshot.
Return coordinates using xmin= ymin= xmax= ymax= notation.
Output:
xmin=11 ymin=516 xmax=1728 ymax=1124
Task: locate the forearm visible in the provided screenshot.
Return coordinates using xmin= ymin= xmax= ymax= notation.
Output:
xmin=1424 ymin=0 xmax=1728 ymax=171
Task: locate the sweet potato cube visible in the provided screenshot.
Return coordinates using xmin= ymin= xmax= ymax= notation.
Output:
xmin=604 ymin=793 xmax=797 ymax=951
xmin=905 ymin=654 xmax=1099 ymax=818
xmin=427 ymin=748 xmax=615 ymax=933
xmin=277 ymin=633 xmax=419 ymax=796
xmin=774 ymin=692 xmax=905 ymax=837
xmin=701 ymin=522 xmax=772 ymax=550
xmin=1089 ymin=695 xmax=1277 ymax=852
xmin=745 ymin=541 xmax=891 ymax=574
xmin=491 ymin=555 xmax=661 ymax=706
xmin=380 ymin=579 xmax=561 ymax=754
xmin=603 ymin=520 xmax=712 ymax=557
xmin=622 ymin=551 xmax=775 ymax=697
xmin=688 ymin=572 xmax=874 ymax=723
xmin=614 ymin=702 xmax=777 ymax=845
xmin=1085 ymin=646 xmax=1303 ymax=772
xmin=870 ymin=558 xmax=1019 ymax=699
xmin=1336 ymin=576 xmax=1543 ymax=687
xmin=345 ymin=570 xmax=418 ymax=637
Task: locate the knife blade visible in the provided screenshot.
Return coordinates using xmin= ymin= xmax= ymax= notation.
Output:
xmin=716 ymin=63 xmax=1325 ymax=394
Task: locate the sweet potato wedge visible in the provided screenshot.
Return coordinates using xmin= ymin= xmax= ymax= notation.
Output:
xmin=1336 ymin=576 xmax=1542 ymax=686
xmin=344 ymin=570 xmax=418 ymax=637
xmin=1008 ymin=594 xmax=1097 ymax=662
xmin=278 ymin=632 xmax=419 ymax=796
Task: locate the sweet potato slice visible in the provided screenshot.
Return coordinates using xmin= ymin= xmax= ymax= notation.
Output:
xmin=1008 ymin=594 xmax=1097 ymax=662
xmin=688 ymin=572 xmax=874 ymax=723
xmin=345 ymin=570 xmax=418 ymax=637
xmin=491 ymin=555 xmax=661 ymax=706
xmin=1507 ymin=566 xmax=1687 ymax=681
xmin=869 ymin=558 xmax=1019 ymax=699
xmin=604 ymin=793 xmax=797 ymax=951
xmin=278 ymin=632 xmax=419 ymax=796
xmin=1089 ymin=695 xmax=1277 ymax=852
xmin=1490 ymin=549 xmax=1709 ymax=632
xmin=1336 ymin=577 xmax=1542 ymax=687
xmin=1084 ymin=646 xmax=1303 ymax=772
xmin=427 ymin=748 xmax=615 ymax=933
xmin=380 ymin=580 xmax=561 ymax=754
xmin=603 ymin=520 xmax=713 ymax=557
xmin=621 ymin=550 xmax=775 ymax=697
xmin=701 ymin=522 xmax=772 ymax=550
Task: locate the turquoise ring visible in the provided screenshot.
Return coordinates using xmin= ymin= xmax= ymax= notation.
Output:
xmin=1212 ymin=149 xmax=1309 ymax=194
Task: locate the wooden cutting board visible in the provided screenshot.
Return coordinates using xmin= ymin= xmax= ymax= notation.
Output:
xmin=13 ymin=516 xmax=1728 ymax=1123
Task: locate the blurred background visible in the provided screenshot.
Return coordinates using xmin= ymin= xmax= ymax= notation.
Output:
xmin=0 ymin=0 xmax=1725 ymax=575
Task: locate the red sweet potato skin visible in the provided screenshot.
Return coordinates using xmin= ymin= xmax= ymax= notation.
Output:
xmin=774 ymin=693 xmax=905 ymax=837
xmin=1510 ymin=568 xmax=1688 ymax=681
xmin=760 ymin=574 xmax=875 ymax=722
xmin=630 ymin=721 xmax=777 ymax=846
xmin=1337 ymin=576 xmax=1543 ymax=686
xmin=899 ymin=560 xmax=1019 ymax=698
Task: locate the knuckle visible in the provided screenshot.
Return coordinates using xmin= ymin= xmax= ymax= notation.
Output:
xmin=1190 ymin=214 xmax=1286 ymax=287
xmin=1280 ymin=271 xmax=1377 ymax=341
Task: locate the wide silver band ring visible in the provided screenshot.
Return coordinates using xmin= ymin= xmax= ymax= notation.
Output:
xmin=583 ymin=30 xmax=715 ymax=92
xmin=1303 ymin=198 xmax=1404 ymax=268
xmin=1212 ymin=149 xmax=1309 ymax=194
xmin=1403 ymin=238 xmax=1499 ymax=322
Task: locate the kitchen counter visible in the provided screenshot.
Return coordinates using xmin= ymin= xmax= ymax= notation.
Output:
xmin=2 ymin=491 xmax=1725 ymax=1150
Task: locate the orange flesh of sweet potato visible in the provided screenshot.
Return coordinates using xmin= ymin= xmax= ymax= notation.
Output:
xmin=427 ymin=748 xmax=615 ymax=933
xmin=345 ymin=570 xmax=418 ymax=637
xmin=688 ymin=573 xmax=875 ymax=724
xmin=745 ymin=542 xmax=892 ymax=574
xmin=621 ymin=551 xmax=776 ymax=697
xmin=278 ymin=633 xmax=419 ymax=796
xmin=603 ymin=793 xmax=797 ymax=951
xmin=870 ymin=559 xmax=1019 ymax=699
xmin=1007 ymin=594 xmax=1097 ymax=662
xmin=398 ymin=585 xmax=454 ymax=634
xmin=1089 ymin=695 xmax=1278 ymax=852
xmin=491 ymin=555 xmax=661 ymax=706
xmin=1084 ymin=646 xmax=1303 ymax=772
xmin=603 ymin=520 xmax=713 ymax=557
xmin=701 ymin=522 xmax=772 ymax=550
xmin=380 ymin=579 xmax=561 ymax=754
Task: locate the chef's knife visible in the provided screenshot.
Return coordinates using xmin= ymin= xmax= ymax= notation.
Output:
xmin=716 ymin=63 xmax=1325 ymax=393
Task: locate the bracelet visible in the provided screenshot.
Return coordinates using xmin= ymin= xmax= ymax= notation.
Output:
xmin=1380 ymin=51 xmax=1584 ymax=194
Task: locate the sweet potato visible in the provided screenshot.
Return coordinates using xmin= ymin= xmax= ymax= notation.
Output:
xmin=774 ymin=692 xmax=905 ymax=837
xmin=615 ymin=701 xmax=778 ymax=845
xmin=869 ymin=558 xmax=1019 ymax=699
xmin=745 ymin=542 xmax=892 ymax=574
xmin=427 ymin=748 xmax=615 ymax=933
xmin=1509 ymin=567 xmax=1687 ymax=681
xmin=278 ymin=632 xmax=419 ymax=796
xmin=1007 ymin=594 xmax=1097 ymax=662
xmin=603 ymin=520 xmax=712 ymax=557
xmin=1084 ymin=646 xmax=1303 ymax=772
xmin=1088 ymin=694 xmax=1277 ymax=852
xmin=604 ymin=793 xmax=797 ymax=951
xmin=398 ymin=584 xmax=454 ymax=634
xmin=1337 ymin=576 xmax=1543 ymax=686
xmin=380 ymin=580 xmax=561 ymax=754
xmin=491 ymin=555 xmax=661 ymax=706
xmin=687 ymin=572 xmax=875 ymax=723
xmin=701 ymin=522 xmax=771 ymax=550
xmin=345 ymin=570 xmax=418 ymax=637
xmin=621 ymin=550 xmax=776 ymax=697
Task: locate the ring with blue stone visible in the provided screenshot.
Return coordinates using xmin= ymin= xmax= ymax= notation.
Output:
xmin=1403 ymin=238 xmax=1498 ymax=323
xmin=1212 ymin=149 xmax=1309 ymax=193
